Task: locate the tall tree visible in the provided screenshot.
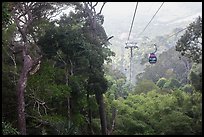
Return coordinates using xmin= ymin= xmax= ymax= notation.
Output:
xmin=10 ymin=2 xmax=65 ymax=134
xmin=37 ymin=6 xmax=114 ymax=133
xmin=176 ymin=16 xmax=202 ymax=63
xmin=82 ymin=2 xmax=109 ymax=135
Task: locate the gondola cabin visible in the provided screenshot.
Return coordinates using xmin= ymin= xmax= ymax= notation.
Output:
xmin=149 ymin=53 xmax=157 ymax=64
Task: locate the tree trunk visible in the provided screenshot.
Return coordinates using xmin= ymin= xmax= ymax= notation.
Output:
xmin=95 ymin=92 xmax=107 ymax=135
xmin=83 ymin=2 xmax=107 ymax=135
xmin=67 ymin=97 xmax=71 ymax=129
xmin=17 ymin=50 xmax=33 ymax=135
xmin=108 ymin=107 xmax=117 ymax=135
xmin=65 ymin=67 xmax=71 ymax=129
xmin=17 ymin=74 xmax=27 ymax=135
xmin=87 ymin=92 xmax=94 ymax=135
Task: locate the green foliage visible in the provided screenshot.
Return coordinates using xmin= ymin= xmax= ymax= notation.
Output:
xmin=164 ymin=68 xmax=177 ymax=79
xmin=137 ymin=47 xmax=193 ymax=84
xmin=156 ymin=77 xmax=168 ymax=88
xmin=92 ymin=118 xmax=101 ymax=134
xmin=2 ymin=49 xmax=19 ymax=126
xmin=88 ymin=73 xmax=108 ymax=94
xmin=35 ymin=5 xmax=114 ymax=135
xmin=157 ymin=111 xmax=193 ymax=135
xmin=2 ymin=119 xmax=19 ymax=135
xmin=27 ymin=60 xmax=71 ymax=101
xmin=105 ymin=86 xmax=202 ymax=135
xmin=176 ymin=16 xmax=202 ymax=63
xmin=181 ymin=84 xmax=194 ymax=93
xmin=163 ymin=78 xmax=181 ymax=90
xmin=41 ymin=115 xmax=72 ymax=135
xmin=188 ymin=63 xmax=202 ymax=91
xmin=26 ymin=60 xmax=73 ymax=134
xmin=38 ymin=26 xmax=60 ymax=58
xmin=134 ymin=80 xmax=159 ymax=94
xmin=2 ymin=23 xmax=16 ymax=46
xmin=47 ymin=84 xmax=71 ymax=99
xmin=2 ymin=2 xmax=12 ymax=28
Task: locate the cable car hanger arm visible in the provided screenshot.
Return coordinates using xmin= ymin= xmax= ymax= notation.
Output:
xmin=152 ymin=44 xmax=157 ymax=53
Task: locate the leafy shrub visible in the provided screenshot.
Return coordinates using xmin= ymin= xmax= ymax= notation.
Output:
xmin=134 ymin=80 xmax=159 ymax=94
xmin=163 ymin=78 xmax=181 ymax=90
xmin=156 ymin=77 xmax=168 ymax=88
xmin=181 ymin=84 xmax=194 ymax=93
xmin=2 ymin=120 xmax=19 ymax=135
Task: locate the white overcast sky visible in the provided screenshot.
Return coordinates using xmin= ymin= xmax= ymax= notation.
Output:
xmin=55 ymin=2 xmax=202 ymax=38
xmin=56 ymin=2 xmax=202 ymax=24
xmin=100 ymin=2 xmax=202 ymax=25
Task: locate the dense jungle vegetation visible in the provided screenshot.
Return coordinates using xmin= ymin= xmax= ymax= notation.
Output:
xmin=2 ymin=2 xmax=202 ymax=135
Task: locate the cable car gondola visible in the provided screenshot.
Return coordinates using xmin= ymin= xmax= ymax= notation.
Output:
xmin=149 ymin=44 xmax=157 ymax=64
xmin=149 ymin=53 xmax=157 ymax=64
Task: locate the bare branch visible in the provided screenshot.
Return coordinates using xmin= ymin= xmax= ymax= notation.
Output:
xmin=98 ymin=2 xmax=106 ymax=15
xmin=56 ymin=50 xmax=67 ymax=66
xmin=84 ymin=2 xmax=92 ymax=19
xmin=18 ymin=17 xmax=26 ymax=24
xmin=32 ymin=55 xmax=42 ymax=67
xmin=26 ymin=114 xmax=50 ymax=126
xmin=13 ymin=14 xmax=24 ymax=35
xmin=16 ymin=3 xmax=31 ymax=20
xmin=92 ymin=2 xmax=98 ymax=8
xmin=87 ymin=2 xmax=92 ymax=8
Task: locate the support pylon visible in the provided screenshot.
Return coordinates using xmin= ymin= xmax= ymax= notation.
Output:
xmin=125 ymin=42 xmax=138 ymax=83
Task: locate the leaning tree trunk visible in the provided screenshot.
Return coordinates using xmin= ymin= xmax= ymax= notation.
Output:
xmin=12 ymin=3 xmax=39 ymax=134
xmin=17 ymin=48 xmax=33 ymax=135
xmin=16 ymin=47 xmax=41 ymax=135
xmin=12 ymin=2 xmax=63 ymax=134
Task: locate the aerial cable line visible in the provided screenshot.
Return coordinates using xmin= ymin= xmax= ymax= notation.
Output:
xmin=148 ymin=27 xmax=188 ymax=43
xmin=137 ymin=2 xmax=164 ymax=38
xmin=165 ymin=27 xmax=188 ymax=40
xmin=127 ymin=2 xmax=139 ymax=41
xmin=151 ymin=27 xmax=188 ymax=44
xmin=149 ymin=27 xmax=188 ymax=47
xmin=148 ymin=27 xmax=188 ymax=57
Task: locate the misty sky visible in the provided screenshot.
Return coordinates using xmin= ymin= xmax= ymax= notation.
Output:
xmin=101 ymin=2 xmax=202 ymax=21
xmin=100 ymin=2 xmax=202 ymax=39
xmin=55 ymin=2 xmax=202 ymax=41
